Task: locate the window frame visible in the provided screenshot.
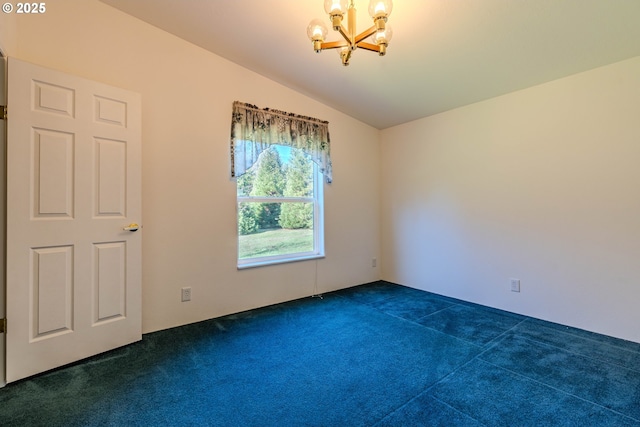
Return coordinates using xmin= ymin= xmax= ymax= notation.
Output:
xmin=236 ymin=156 xmax=325 ymax=269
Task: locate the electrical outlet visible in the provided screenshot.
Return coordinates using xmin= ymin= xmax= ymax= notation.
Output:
xmin=181 ymin=287 xmax=192 ymax=302
xmin=372 ymin=258 xmax=377 ymax=268
xmin=510 ymin=278 xmax=521 ymax=293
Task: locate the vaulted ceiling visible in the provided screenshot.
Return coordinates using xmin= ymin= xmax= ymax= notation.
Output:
xmin=100 ymin=0 xmax=640 ymax=129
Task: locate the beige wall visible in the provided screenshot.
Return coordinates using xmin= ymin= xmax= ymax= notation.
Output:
xmin=4 ymin=0 xmax=640 ymax=345
xmin=2 ymin=0 xmax=380 ymax=333
xmin=0 ymin=10 xmax=17 ymax=55
xmin=381 ymin=56 xmax=640 ymax=343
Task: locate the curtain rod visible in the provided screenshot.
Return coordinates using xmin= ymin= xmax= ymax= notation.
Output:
xmin=234 ymin=102 xmax=329 ymax=126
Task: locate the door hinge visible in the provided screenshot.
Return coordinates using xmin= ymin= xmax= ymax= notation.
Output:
xmin=0 ymin=105 xmax=6 ymax=120
xmin=0 ymin=318 xmax=5 ymax=334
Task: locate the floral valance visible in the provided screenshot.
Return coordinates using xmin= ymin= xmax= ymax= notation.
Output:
xmin=230 ymin=101 xmax=333 ymax=183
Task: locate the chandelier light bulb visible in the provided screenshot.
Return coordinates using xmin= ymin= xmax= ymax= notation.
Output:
xmin=368 ymin=0 xmax=393 ymax=19
xmin=371 ymin=24 xmax=393 ymax=45
xmin=324 ymin=0 xmax=348 ymax=16
xmin=307 ymin=19 xmax=329 ymax=41
xmin=307 ymin=19 xmax=329 ymax=52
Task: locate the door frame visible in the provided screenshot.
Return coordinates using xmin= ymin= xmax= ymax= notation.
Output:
xmin=1 ymin=49 xmax=7 ymax=388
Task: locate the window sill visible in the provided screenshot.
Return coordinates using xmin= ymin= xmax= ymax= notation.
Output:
xmin=237 ymin=253 xmax=325 ymax=270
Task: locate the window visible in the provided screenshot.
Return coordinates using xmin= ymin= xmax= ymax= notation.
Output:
xmin=230 ymin=101 xmax=332 ymax=269
xmin=237 ymin=144 xmax=324 ymax=268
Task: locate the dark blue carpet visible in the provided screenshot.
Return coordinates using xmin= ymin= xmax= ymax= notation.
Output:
xmin=1 ymin=281 xmax=640 ymax=426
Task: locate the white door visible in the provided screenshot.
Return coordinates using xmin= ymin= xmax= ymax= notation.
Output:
xmin=6 ymin=58 xmax=142 ymax=383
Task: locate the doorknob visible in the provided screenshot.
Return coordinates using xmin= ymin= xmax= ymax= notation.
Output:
xmin=123 ymin=223 xmax=140 ymax=232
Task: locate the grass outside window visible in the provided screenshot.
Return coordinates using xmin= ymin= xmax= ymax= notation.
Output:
xmin=238 ymin=228 xmax=313 ymax=259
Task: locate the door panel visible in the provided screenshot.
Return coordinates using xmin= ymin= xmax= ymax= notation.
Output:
xmin=93 ymin=241 xmax=126 ymax=323
xmin=31 ymin=245 xmax=74 ymax=339
xmin=6 ymin=58 xmax=142 ymax=383
xmin=95 ymin=137 xmax=126 ymax=216
xmin=33 ymin=128 xmax=74 ymax=217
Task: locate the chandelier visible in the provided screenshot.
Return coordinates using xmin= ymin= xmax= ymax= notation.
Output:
xmin=307 ymin=0 xmax=393 ymax=66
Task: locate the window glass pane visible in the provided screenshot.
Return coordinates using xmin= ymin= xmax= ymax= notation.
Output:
xmin=236 ymin=169 xmax=255 ymax=197
xmin=236 ymin=144 xmax=314 ymax=198
xmin=238 ymin=202 xmax=314 ymax=259
xmin=247 ymin=146 xmax=285 ymax=197
xmin=282 ymin=146 xmax=314 ymax=198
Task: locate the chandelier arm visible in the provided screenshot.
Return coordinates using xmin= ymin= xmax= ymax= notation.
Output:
xmin=355 ymin=41 xmax=381 ymax=53
xmin=341 ymin=48 xmax=352 ymax=66
xmin=320 ymin=40 xmax=350 ymax=50
xmin=354 ymin=25 xmax=378 ymax=44
xmin=336 ymin=25 xmax=352 ymax=46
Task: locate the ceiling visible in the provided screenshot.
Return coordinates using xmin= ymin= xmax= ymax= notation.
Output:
xmin=100 ymin=0 xmax=640 ymax=129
